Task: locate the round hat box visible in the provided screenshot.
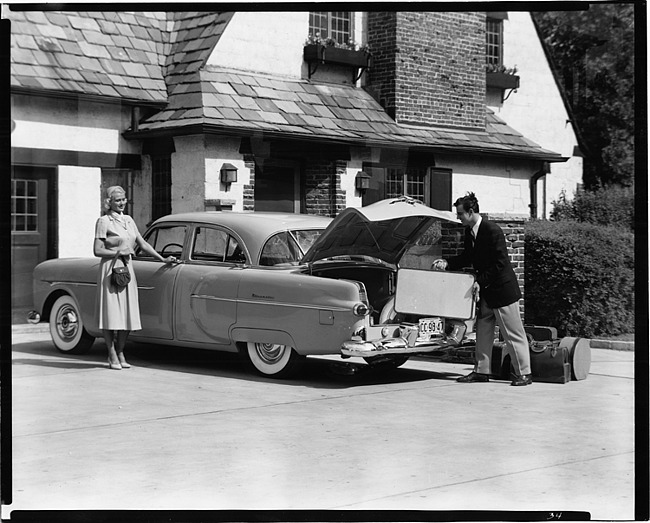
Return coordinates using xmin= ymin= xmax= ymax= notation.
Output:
xmin=559 ymin=337 xmax=592 ymax=380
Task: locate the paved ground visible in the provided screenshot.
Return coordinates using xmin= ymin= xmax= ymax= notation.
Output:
xmin=3 ymin=324 xmax=637 ymax=521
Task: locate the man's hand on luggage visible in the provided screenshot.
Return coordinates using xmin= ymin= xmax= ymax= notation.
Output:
xmin=431 ymin=259 xmax=448 ymax=271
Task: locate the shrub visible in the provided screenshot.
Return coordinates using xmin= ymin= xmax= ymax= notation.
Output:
xmin=525 ymin=220 xmax=634 ymax=337
xmin=550 ymin=185 xmax=635 ymax=231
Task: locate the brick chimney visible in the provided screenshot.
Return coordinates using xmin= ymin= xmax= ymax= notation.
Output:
xmin=367 ymin=12 xmax=486 ymax=131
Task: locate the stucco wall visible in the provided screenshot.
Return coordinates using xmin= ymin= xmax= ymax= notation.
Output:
xmin=489 ymin=12 xmax=583 ymax=217
xmin=208 ymin=12 xmax=366 ymax=81
xmin=204 ymin=135 xmax=252 ymax=212
xmin=435 ymin=154 xmax=533 ymax=216
xmin=58 ymin=166 xmax=102 ymax=258
xmin=207 ymin=12 xmax=308 ymax=78
xmin=171 ymin=135 xmax=208 ymax=214
xmin=11 ymin=94 xmax=139 ymax=155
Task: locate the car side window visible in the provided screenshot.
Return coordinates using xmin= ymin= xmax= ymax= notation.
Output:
xmin=192 ymin=227 xmax=247 ymax=264
xmin=260 ymin=232 xmax=301 ymax=266
xmin=139 ymin=225 xmax=186 ymax=259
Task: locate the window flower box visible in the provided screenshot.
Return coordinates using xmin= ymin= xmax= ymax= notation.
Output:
xmin=303 ymin=44 xmax=371 ymax=69
xmin=486 ymin=71 xmax=520 ymax=90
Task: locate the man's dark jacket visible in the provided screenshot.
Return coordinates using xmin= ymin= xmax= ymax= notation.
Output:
xmin=447 ymin=218 xmax=521 ymax=308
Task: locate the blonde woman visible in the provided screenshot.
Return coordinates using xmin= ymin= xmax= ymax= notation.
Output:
xmin=94 ymin=186 xmax=175 ymax=370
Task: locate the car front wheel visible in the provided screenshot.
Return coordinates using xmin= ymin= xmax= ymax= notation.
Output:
xmin=245 ymin=342 xmax=305 ymax=379
xmin=49 ymin=295 xmax=95 ymax=354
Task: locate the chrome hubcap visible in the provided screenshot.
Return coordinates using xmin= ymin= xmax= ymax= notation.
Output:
xmin=254 ymin=343 xmax=286 ymax=364
xmin=56 ymin=306 xmax=79 ymax=341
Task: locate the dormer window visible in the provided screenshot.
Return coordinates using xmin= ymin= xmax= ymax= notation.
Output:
xmin=309 ymin=12 xmax=353 ymax=45
xmin=486 ymin=13 xmax=506 ymax=67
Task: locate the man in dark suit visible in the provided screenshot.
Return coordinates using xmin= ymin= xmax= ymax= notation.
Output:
xmin=432 ymin=192 xmax=532 ymax=386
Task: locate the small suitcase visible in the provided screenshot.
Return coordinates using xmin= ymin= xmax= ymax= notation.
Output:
xmin=529 ymin=340 xmax=571 ymax=384
xmin=524 ymin=324 xmax=558 ymax=341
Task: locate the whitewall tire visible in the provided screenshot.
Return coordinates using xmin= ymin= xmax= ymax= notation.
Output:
xmin=49 ymin=295 xmax=95 ymax=354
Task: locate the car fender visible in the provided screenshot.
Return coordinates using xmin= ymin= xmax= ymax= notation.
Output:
xmin=233 ymin=269 xmax=366 ymax=356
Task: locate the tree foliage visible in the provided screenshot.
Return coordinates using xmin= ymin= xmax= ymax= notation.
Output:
xmin=532 ymin=5 xmax=635 ymax=189
xmin=550 ymin=185 xmax=635 ymax=231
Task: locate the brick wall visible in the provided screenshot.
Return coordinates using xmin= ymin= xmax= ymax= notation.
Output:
xmin=242 ymin=153 xmax=255 ymax=211
xmin=367 ymin=12 xmax=486 ymax=131
xmin=490 ymin=216 xmax=526 ymax=316
xmin=304 ymin=160 xmax=347 ymax=217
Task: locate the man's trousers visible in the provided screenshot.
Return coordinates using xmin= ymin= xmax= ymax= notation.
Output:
xmin=474 ymin=298 xmax=531 ymax=376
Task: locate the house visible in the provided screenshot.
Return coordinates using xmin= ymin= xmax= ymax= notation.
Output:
xmin=8 ymin=9 xmax=582 ymax=312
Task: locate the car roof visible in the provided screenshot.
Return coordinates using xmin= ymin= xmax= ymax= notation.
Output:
xmin=151 ymin=211 xmax=333 ymax=264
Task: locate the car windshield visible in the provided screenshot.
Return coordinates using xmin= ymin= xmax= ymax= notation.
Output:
xmin=260 ymin=229 xmax=324 ymax=266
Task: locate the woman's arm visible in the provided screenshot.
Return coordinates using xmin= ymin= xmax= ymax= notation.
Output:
xmin=94 ymin=238 xmax=120 ymax=258
xmin=134 ymin=233 xmax=176 ymax=264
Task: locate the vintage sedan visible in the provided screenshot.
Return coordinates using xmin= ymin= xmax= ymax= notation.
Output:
xmin=30 ymin=198 xmax=477 ymax=378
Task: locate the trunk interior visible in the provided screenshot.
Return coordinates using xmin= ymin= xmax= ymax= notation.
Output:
xmin=303 ymin=262 xmax=395 ymax=323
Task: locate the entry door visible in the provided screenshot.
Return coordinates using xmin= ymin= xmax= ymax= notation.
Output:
xmin=254 ymin=162 xmax=300 ymax=213
xmin=11 ymin=166 xmax=55 ymax=309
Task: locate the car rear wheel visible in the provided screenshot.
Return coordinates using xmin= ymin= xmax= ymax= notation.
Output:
xmin=245 ymin=342 xmax=305 ymax=379
xmin=49 ymin=295 xmax=95 ymax=354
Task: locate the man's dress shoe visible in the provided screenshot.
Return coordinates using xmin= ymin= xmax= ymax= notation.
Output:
xmin=510 ymin=374 xmax=533 ymax=386
xmin=456 ymin=372 xmax=490 ymax=383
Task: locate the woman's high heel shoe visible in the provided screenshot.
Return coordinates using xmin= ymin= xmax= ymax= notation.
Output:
xmin=117 ymin=355 xmax=131 ymax=368
xmin=108 ymin=359 xmax=122 ymax=370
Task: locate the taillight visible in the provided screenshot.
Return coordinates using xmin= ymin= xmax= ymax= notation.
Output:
xmin=353 ymin=303 xmax=370 ymax=317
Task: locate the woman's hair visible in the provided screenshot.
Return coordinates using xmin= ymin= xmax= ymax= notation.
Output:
xmin=453 ymin=192 xmax=480 ymax=214
xmin=103 ymin=186 xmax=126 ymax=212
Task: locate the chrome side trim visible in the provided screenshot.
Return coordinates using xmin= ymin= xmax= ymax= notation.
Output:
xmin=47 ymin=281 xmax=155 ymax=290
xmin=190 ymin=294 xmax=350 ymax=312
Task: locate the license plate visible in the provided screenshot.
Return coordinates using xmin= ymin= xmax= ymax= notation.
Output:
xmin=418 ymin=318 xmax=444 ymax=340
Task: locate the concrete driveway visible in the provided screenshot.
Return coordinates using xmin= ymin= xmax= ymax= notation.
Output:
xmin=4 ymin=326 xmax=636 ymax=520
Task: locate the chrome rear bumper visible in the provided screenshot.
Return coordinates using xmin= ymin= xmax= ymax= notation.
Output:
xmin=341 ymin=336 xmax=464 ymax=358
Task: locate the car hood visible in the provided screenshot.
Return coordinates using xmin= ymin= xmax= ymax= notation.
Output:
xmin=301 ymin=197 xmax=459 ymax=265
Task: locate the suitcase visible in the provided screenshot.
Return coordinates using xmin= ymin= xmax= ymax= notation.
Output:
xmin=524 ymin=324 xmax=558 ymax=341
xmin=490 ymin=341 xmax=516 ymax=379
xmin=529 ymin=340 xmax=571 ymax=384
xmin=559 ymin=337 xmax=591 ymax=380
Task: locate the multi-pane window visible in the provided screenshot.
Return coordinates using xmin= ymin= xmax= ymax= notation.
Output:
xmin=12 ymin=179 xmax=38 ymax=232
xmin=386 ymin=168 xmax=428 ymax=203
xmin=152 ymin=155 xmax=171 ymax=221
xmin=309 ymin=12 xmax=353 ymax=45
xmin=486 ymin=17 xmax=503 ymax=66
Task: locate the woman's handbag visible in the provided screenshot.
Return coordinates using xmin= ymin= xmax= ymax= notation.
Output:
xmin=109 ymin=254 xmax=131 ymax=290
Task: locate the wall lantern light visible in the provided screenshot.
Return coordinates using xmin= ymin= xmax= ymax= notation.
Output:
xmin=355 ymin=170 xmax=371 ymax=191
xmin=220 ymin=163 xmax=238 ymax=184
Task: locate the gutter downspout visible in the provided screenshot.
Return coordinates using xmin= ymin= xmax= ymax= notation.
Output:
xmin=529 ymin=161 xmax=550 ymax=219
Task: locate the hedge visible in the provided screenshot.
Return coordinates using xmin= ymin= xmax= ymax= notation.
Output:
xmin=525 ymin=220 xmax=634 ymax=338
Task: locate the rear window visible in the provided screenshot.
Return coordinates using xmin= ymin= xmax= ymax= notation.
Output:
xmin=260 ymin=229 xmax=324 ymax=266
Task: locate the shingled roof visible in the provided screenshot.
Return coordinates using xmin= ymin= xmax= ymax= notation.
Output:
xmin=9 ymin=8 xmax=564 ymax=162
xmin=132 ymin=67 xmax=565 ymax=162
xmin=9 ymin=9 xmax=168 ymax=103
xmin=8 ymin=9 xmax=232 ymax=105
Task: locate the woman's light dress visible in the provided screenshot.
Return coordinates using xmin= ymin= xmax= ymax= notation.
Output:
xmin=95 ymin=212 xmax=142 ymax=331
